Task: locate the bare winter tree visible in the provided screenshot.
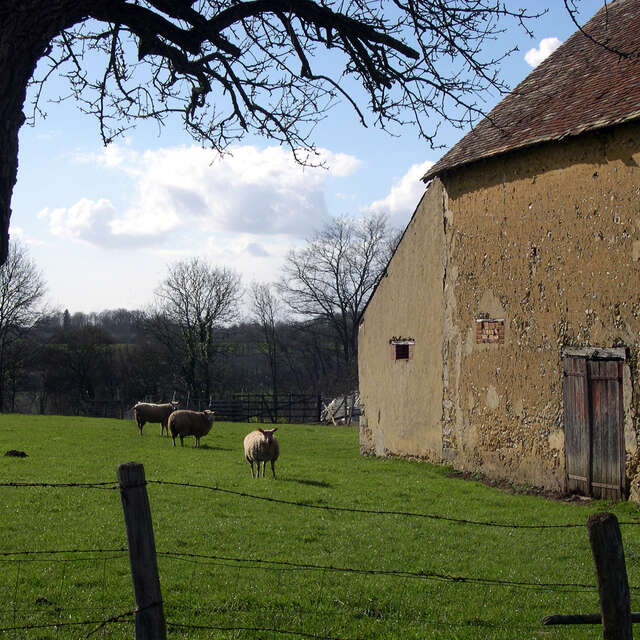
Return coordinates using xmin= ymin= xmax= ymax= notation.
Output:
xmin=153 ymin=257 xmax=242 ymax=399
xmin=250 ymin=281 xmax=284 ymax=401
xmin=278 ymin=213 xmax=395 ymax=387
xmin=0 ymin=240 xmax=47 ymax=410
xmin=0 ymin=1 xmax=543 ymax=266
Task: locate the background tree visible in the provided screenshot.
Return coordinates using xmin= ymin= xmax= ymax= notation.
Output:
xmin=1 ymin=1 xmax=540 ymax=265
xmin=278 ymin=213 xmax=396 ymax=388
xmin=42 ymin=326 xmax=114 ymax=414
xmin=153 ymin=257 xmax=242 ymax=399
xmin=250 ymin=282 xmax=284 ymax=402
xmin=0 ymin=241 xmax=46 ymax=411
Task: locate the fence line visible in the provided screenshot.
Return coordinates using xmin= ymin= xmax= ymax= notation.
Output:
xmin=0 ymin=481 xmax=118 ymax=489
xmin=200 ymin=393 xmax=326 ymax=424
xmin=156 ymin=550 xmax=602 ymax=593
xmin=149 ymin=479 xmax=640 ymax=529
xmin=4 ymin=477 xmax=640 ymax=529
xmin=164 ymin=616 xmax=567 ymax=635
xmin=0 ymin=616 xmax=134 ymax=636
xmin=0 ymin=548 xmax=127 ymax=557
xmin=3 ymin=476 xmax=640 ymax=639
xmin=12 ymin=392 xmax=334 ymax=423
xmin=0 ymin=550 xmax=136 ymax=638
xmin=0 ymin=544 xmax=606 ymax=598
xmin=165 ymin=620 xmax=359 ymax=639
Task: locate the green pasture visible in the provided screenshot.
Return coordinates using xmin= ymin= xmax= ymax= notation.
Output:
xmin=0 ymin=413 xmax=639 ymax=639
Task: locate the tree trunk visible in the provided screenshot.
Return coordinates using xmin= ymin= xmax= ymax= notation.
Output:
xmin=0 ymin=2 xmax=95 ymax=265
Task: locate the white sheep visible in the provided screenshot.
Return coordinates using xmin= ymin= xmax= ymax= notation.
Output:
xmin=133 ymin=401 xmax=179 ymax=436
xmin=168 ymin=409 xmax=216 ymax=447
xmin=243 ymin=428 xmax=279 ymax=478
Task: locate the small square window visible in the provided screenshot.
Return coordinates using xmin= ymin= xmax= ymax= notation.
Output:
xmin=390 ymin=337 xmax=415 ymax=361
xmin=395 ymin=343 xmax=410 ymax=360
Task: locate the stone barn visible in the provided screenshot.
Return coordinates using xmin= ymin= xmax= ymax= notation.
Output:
xmin=358 ymin=0 xmax=640 ymax=500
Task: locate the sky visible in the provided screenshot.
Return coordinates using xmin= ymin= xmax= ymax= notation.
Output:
xmin=11 ymin=1 xmax=606 ymax=315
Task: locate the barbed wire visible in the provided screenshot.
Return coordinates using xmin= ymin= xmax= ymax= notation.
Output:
xmin=0 ymin=545 xmax=602 ymax=595
xmin=165 ymin=618 xmax=563 ymax=637
xmin=0 ymin=480 xmax=118 ymax=489
xmin=148 ymin=479 xmax=640 ymax=529
xmin=3 ymin=477 xmax=640 ymax=529
xmin=166 ymin=620 xmax=357 ymax=639
xmin=3 ymin=477 xmax=639 ymax=638
xmin=0 ymin=548 xmax=128 ymax=564
xmin=0 ymin=548 xmax=127 ymax=556
xmin=158 ymin=550 xmax=601 ymax=593
xmin=0 ymin=610 xmax=134 ymax=635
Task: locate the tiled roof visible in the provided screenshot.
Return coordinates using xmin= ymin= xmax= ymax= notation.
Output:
xmin=422 ymin=0 xmax=640 ymax=182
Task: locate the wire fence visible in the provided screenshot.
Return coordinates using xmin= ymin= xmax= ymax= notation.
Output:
xmin=12 ymin=392 xmax=341 ymax=424
xmin=1 ymin=478 xmax=640 ymax=638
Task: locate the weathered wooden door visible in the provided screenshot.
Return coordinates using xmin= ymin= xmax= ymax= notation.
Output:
xmin=563 ymin=356 xmax=624 ymax=500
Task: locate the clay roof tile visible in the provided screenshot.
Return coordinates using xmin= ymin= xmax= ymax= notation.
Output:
xmin=423 ymin=0 xmax=640 ymax=182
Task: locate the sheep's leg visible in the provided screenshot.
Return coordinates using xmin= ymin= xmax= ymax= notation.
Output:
xmin=195 ymin=436 xmax=200 ymax=447
xmin=180 ymin=435 xmax=184 ymax=447
xmin=171 ymin=436 xmax=176 ymax=447
xmin=260 ymin=461 xmax=265 ymax=477
xmin=250 ymin=461 xmax=255 ymax=478
xmin=270 ymin=460 xmax=276 ymax=479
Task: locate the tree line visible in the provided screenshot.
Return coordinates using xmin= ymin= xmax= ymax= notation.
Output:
xmin=3 ymin=214 xmax=399 ymax=415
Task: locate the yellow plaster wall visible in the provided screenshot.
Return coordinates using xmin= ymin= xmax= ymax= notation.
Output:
xmin=441 ymin=121 xmax=640 ymax=491
xmin=358 ymin=179 xmax=445 ymax=460
xmin=359 ymin=120 xmax=640 ymax=494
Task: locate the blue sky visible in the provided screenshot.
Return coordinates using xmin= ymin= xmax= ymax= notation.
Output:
xmin=11 ymin=1 xmax=605 ymax=314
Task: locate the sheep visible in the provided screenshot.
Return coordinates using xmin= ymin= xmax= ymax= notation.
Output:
xmin=168 ymin=409 xmax=216 ymax=447
xmin=133 ymin=401 xmax=179 ymax=436
xmin=243 ymin=428 xmax=279 ymax=478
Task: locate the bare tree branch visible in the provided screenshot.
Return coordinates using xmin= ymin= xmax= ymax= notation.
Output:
xmin=277 ymin=213 xmax=397 ymax=385
xmin=0 ymin=0 xmax=543 ymax=265
xmin=153 ymin=257 xmax=242 ymax=397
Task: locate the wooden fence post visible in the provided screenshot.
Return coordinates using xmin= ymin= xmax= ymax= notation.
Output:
xmin=586 ymin=512 xmax=632 ymax=640
xmin=117 ymin=462 xmax=167 ymax=640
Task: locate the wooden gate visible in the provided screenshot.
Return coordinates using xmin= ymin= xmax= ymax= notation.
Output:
xmin=563 ymin=355 xmax=624 ymax=500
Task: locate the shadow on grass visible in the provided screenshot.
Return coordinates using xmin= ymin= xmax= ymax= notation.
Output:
xmin=197 ymin=443 xmax=234 ymax=452
xmin=282 ymin=477 xmax=331 ymax=488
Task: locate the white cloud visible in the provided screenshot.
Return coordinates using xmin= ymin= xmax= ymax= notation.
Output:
xmin=38 ymin=198 xmax=174 ymax=247
xmin=73 ymin=138 xmax=139 ymax=170
xmin=525 ymin=37 xmax=562 ymax=67
xmin=45 ymin=143 xmax=359 ymax=250
xmin=364 ymin=160 xmax=433 ymax=228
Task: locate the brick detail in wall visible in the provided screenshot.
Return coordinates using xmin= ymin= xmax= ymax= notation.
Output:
xmin=476 ymin=319 xmax=505 ymax=344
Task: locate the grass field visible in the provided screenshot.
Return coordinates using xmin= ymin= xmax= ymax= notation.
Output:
xmin=1 ymin=413 xmax=639 ymax=639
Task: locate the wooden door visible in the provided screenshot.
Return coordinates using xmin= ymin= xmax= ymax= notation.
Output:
xmin=563 ymin=356 xmax=624 ymax=500
xmin=588 ymin=360 xmax=624 ymax=501
xmin=563 ymin=357 xmax=590 ymax=495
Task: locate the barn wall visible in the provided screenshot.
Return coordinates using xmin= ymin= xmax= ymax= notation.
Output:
xmin=440 ymin=120 xmax=640 ymax=491
xmin=358 ymin=178 xmax=445 ymax=460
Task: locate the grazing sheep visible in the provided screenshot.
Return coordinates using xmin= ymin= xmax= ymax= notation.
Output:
xmin=243 ymin=428 xmax=279 ymax=478
xmin=133 ymin=401 xmax=179 ymax=436
xmin=168 ymin=409 xmax=216 ymax=447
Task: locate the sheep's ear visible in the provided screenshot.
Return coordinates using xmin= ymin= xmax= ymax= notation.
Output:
xmin=258 ymin=428 xmax=265 ymax=434
xmin=272 ymin=427 xmax=278 ymax=433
